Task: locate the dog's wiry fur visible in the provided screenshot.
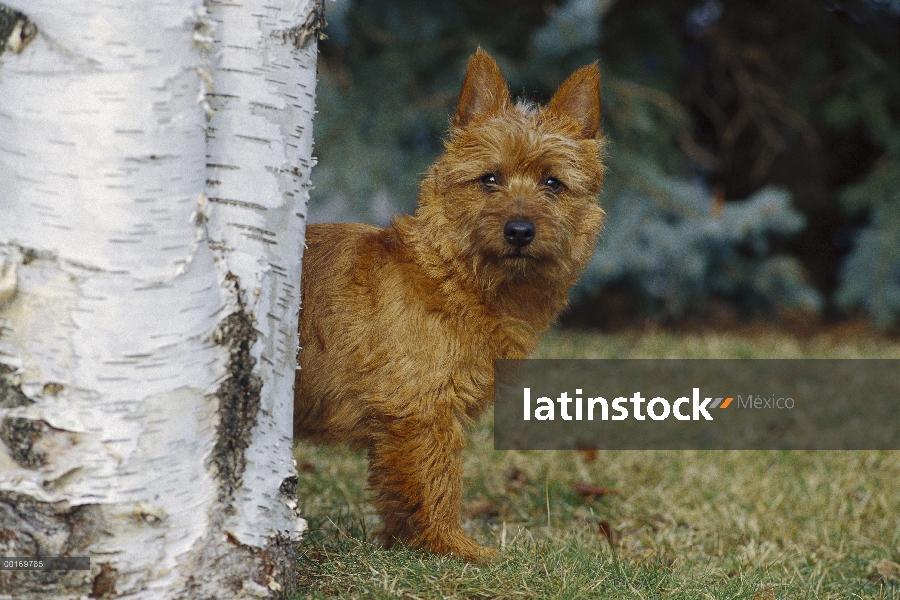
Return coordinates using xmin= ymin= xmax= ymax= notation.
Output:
xmin=294 ymin=49 xmax=606 ymax=562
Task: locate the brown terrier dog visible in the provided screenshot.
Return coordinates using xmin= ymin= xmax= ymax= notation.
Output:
xmin=294 ymin=49 xmax=606 ymax=562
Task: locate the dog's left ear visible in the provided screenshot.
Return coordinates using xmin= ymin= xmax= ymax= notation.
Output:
xmin=545 ymin=63 xmax=602 ymax=139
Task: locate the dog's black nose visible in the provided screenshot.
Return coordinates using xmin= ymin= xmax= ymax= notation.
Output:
xmin=504 ymin=220 xmax=535 ymax=247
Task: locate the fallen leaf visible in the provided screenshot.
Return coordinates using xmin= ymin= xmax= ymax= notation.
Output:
xmin=505 ymin=467 xmax=529 ymax=489
xmin=576 ymin=448 xmax=597 ymax=463
xmin=298 ymin=462 xmax=316 ymax=473
xmin=597 ymin=520 xmax=619 ymax=545
xmin=573 ymin=481 xmax=617 ymax=500
xmin=752 ymin=587 xmax=776 ymax=600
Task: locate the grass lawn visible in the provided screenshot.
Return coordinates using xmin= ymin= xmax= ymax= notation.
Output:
xmin=291 ymin=327 xmax=900 ymax=599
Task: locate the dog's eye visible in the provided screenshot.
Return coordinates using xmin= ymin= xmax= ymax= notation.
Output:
xmin=479 ymin=173 xmax=500 ymax=190
xmin=543 ymin=176 xmax=564 ymax=194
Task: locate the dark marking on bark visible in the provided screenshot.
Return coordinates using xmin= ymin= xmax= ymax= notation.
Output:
xmin=272 ymin=0 xmax=327 ymax=49
xmin=208 ymin=275 xmax=262 ymax=521
xmin=0 ymin=416 xmax=47 ymax=469
xmin=41 ymin=467 xmax=84 ymax=492
xmin=89 ymin=563 xmax=117 ymax=598
xmin=0 ymin=491 xmax=100 ymax=596
xmin=0 ymin=5 xmax=37 ymax=55
xmin=2 ymin=244 xmax=52 ymax=267
xmin=42 ymin=382 xmax=64 ymax=396
xmin=279 ymin=475 xmax=297 ymax=498
xmin=0 ymin=364 xmax=32 ymax=408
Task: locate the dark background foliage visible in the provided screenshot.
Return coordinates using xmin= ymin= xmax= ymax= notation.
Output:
xmin=310 ymin=0 xmax=900 ymax=329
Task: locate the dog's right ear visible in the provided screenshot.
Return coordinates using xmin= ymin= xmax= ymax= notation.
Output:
xmin=453 ymin=48 xmax=511 ymax=129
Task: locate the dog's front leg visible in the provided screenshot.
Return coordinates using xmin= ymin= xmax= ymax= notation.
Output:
xmin=366 ymin=413 xmax=497 ymax=563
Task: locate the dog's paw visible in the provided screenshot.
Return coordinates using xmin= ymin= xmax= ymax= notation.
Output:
xmin=455 ymin=543 xmax=499 ymax=564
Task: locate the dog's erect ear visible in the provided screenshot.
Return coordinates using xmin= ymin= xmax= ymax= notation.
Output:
xmin=545 ymin=63 xmax=602 ymax=139
xmin=453 ymin=48 xmax=511 ymax=129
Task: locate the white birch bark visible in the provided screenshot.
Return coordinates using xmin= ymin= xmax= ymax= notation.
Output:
xmin=0 ymin=0 xmax=320 ymax=597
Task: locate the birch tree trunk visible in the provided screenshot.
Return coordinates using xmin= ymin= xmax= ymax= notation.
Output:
xmin=0 ymin=0 xmax=320 ymax=597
